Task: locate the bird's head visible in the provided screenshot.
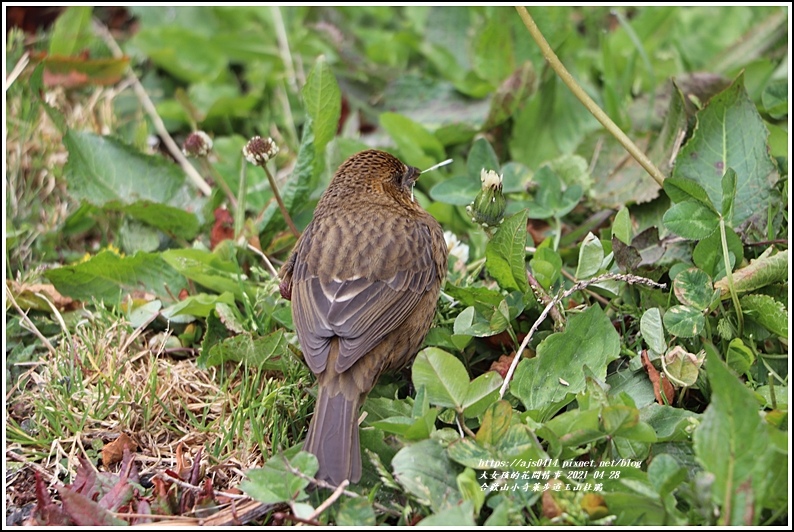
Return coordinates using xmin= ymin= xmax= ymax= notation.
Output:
xmin=330 ymin=150 xmax=421 ymax=204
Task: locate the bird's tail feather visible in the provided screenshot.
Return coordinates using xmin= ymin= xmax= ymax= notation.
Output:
xmin=303 ymin=387 xmax=361 ymax=485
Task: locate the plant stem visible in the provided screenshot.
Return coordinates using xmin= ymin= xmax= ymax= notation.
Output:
xmin=262 ymin=166 xmax=301 ymax=238
xmin=514 ymin=7 xmax=666 ymax=186
xmin=719 ymin=216 xmax=743 ymax=337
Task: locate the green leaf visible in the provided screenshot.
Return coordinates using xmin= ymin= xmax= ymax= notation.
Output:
xmin=475 ymin=400 xmax=513 ymax=447
xmin=662 ymin=199 xmax=720 ymax=240
xmin=471 ymin=12 xmax=514 ymax=86
xmin=693 ymin=355 xmax=768 ymax=524
xmin=462 ymin=371 xmax=503 ymax=418
xmin=512 ymin=305 xmax=621 ymax=421
xmin=162 ymin=292 xmax=236 ymax=319
xmin=64 ymin=131 xmax=185 ymax=206
xmin=430 ymin=175 xmax=481 ymax=206
xmin=612 ymin=207 xmax=632 ymax=245
xmin=457 ymin=469 xmax=485 ymax=515
xmin=529 ymin=246 xmax=562 ymax=290
xmin=111 ymin=200 xmax=199 ymax=240
xmin=161 ymin=248 xmax=253 ymax=302
xmin=336 ymin=498 xmax=376 ymax=527
xmin=662 ymin=346 xmax=703 ymax=387
xmin=640 ymin=308 xmax=666 ymax=355
xmin=721 ymin=168 xmax=737 ymax=222
xmin=714 ymin=249 xmax=788 ymax=299
xmin=392 ymin=439 xmax=463 ymax=513
xmin=662 ymin=176 xmax=716 ymax=208
xmin=761 ymin=78 xmax=787 ymax=119
xmin=725 ymin=338 xmax=755 ymax=375
xmin=740 ymin=294 xmax=788 ymax=338
xmin=672 ymin=73 xmax=778 ymax=227
xmin=241 ymin=451 xmax=318 ymax=504
xmin=575 ymin=232 xmax=604 ymax=279
xmin=673 ymin=268 xmax=715 ymax=311
xmin=45 ymin=250 xmax=187 ymax=303
xmin=467 ymin=137 xmax=501 ymax=180
xmin=640 ymin=404 xmax=700 ymax=442
xmin=302 ymin=56 xmax=341 ymax=153
xmin=693 ymin=228 xmax=744 ymax=279
xmin=380 ymin=112 xmax=445 ymax=170
xmin=417 ymin=500 xmax=475 ymax=526
xmin=49 ymin=7 xmax=94 ymax=56
xmin=198 ymin=329 xmax=287 ymax=368
xmin=485 ymin=209 xmax=529 ymax=293
xmin=647 ymin=454 xmax=687 ymax=499
xmin=412 ymin=348 xmax=470 ymax=409
xmin=453 ymin=306 xmax=497 ymax=337
xmin=132 ymin=26 xmax=226 ymax=82
xmin=662 ymin=305 xmax=705 ymax=338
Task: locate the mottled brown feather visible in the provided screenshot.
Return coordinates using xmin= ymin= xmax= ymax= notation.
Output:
xmin=280 ymin=149 xmax=447 ymax=484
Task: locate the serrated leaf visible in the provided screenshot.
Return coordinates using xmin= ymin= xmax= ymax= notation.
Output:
xmin=662 ymin=199 xmax=720 ymax=240
xmin=640 ymin=308 xmax=666 ymax=355
xmin=161 ymin=248 xmax=253 ymax=301
xmin=110 ymin=200 xmax=199 ymax=240
xmin=45 ymin=250 xmax=187 ymax=303
xmin=672 ymin=73 xmax=777 ymax=227
xmin=662 ymin=305 xmax=705 ymax=338
xmin=242 ymin=452 xmax=318 ymax=504
xmin=485 ymin=209 xmax=529 ymax=293
xmin=740 ymin=294 xmax=788 ymax=338
xmin=302 ymin=56 xmax=341 ymax=153
xmin=511 ymin=305 xmax=620 ymax=421
xmin=412 ymin=348 xmax=470 ymax=409
xmin=64 ymin=131 xmax=185 ymax=206
xmin=575 ymin=232 xmax=604 ymax=279
xmin=392 ymin=439 xmax=463 ymax=513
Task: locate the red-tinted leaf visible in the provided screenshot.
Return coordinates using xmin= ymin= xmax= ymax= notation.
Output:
xmin=30 ymin=52 xmax=130 ymax=88
xmin=58 ymin=486 xmax=127 ymax=526
xmin=641 ymin=350 xmax=675 ymax=405
xmin=33 ymin=471 xmax=71 ymax=525
xmin=71 ymin=456 xmax=100 ymax=500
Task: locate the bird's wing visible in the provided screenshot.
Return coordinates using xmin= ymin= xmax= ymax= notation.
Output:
xmin=292 ymin=221 xmax=440 ymax=374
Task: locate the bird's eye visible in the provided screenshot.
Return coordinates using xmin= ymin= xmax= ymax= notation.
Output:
xmin=400 ymin=166 xmax=420 ymax=188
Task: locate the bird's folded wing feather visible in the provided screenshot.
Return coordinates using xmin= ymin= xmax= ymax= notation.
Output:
xmin=292 ymin=223 xmax=438 ymax=374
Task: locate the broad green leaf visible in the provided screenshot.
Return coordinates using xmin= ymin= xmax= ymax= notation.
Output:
xmin=467 ymin=137 xmax=501 ymax=180
xmin=162 ymin=292 xmax=236 ymax=319
xmin=45 ymin=250 xmax=187 ymax=303
xmin=662 ymin=177 xmax=716 ymax=208
xmin=529 ymin=246 xmax=562 ymax=290
xmin=336 ymin=498 xmax=376 ymax=527
xmin=672 ymin=73 xmax=777 ymax=227
xmin=412 ymin=348 xmax=470 ymax=409
xmin=392 ymin=439 xmax=463 ymax=513
xmin=692 ymin=228 xmax=743 ymax=280
xmin=612 ymin=206 xmax=632 ymax=245
xmin=457 ymin=469 xmax=485 ymax=515
xmin=725 ymin=338 xmax=755 ymax=375
xmin=647 ymin=454 xmax=687 ymax=499
xmin=673 ymin=268 xmax=714 ymax=311
xmin=548 ymin=153 xmax=592 ymax=191
xmin=662 ymin=199 xmax=720 ymax=240
xmin=380 ymin=112 xmax=445 ymax=170
xmin=462 ymin=371 xmax=503 ymax=418
xmin=453 ymin=306 xmax=498 ymax=337
xmin=64 ymin=131 xmax=185 ymax=205
xmin=302 ymin=56 xmax=341 ymax=153
xmin=600 ymin=405 xmax=639 ymax=435
xmin=640 ymin=307 xmax=666 ymax=355
xmin=132 ymin=26 xmax=226 ymax=82
xmin=417 ymin=500 xmax=475 ymax=526
xmin=485 ymin=209 xmax=529 ymax=293
xmin=49 ymin=7 xmax=93 ymax=56
xmin=662 ymin=346 xmax=703 ymax=387
xmin=110 ymin=201 xmax=199 ymax=240
xmin=161 ymin=248 xmax=253 ymax=301
xmin=662 ymin=305 xmax=705 ymax=338
xmin=693 ymin=355 xmax=768 ymax=524
xmin=714 ymin=249 xmax=788 ymax=299
xmin=761 ymin=78 xmax=787 ymax=119
xmin=241 ymin=452 xmax=318 ymax=504
xmin=575 ymin=232 xmax=604 ymax=279
xmin=740 ymin=294 xmax=788 ymax=338
xmin=430 ymin=175 xmax=481 ymax=206
xmin=512 ymin=305 xmax=620 ymax=421
xmin=639 ymin=404 xmax=700 ymax=442
xmin=447 ymin=438 xmax=493 ymax=469
xmin=471 ymin=12 xmax=514 ymax=86
xmin=475 ymin=400 xmax=513 ymax=447
xmin=199 ymin=330 xmax=287 ymax=368
xmin=539 ymin=407 xmax=604 ymax=448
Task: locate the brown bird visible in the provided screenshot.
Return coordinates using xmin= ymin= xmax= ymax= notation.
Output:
xmin=279 ymin=149 xmax=447 ymax=485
